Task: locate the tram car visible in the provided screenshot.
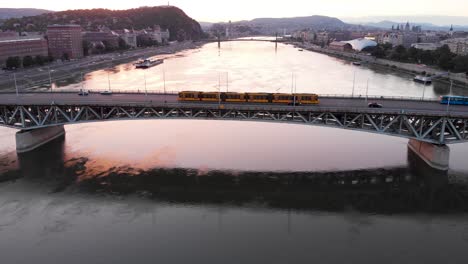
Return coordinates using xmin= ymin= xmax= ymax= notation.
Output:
xmin=178 ymin=91 xmax=320 ymax=105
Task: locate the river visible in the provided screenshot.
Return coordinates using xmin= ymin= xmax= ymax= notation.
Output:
xmin=1 ymin=41 xmax=468 ymax=263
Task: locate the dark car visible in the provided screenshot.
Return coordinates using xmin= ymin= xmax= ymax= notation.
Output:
xmin=78 ymin=89 xmax=89 ymax=96
xmin=368 ymin=102 xmax=383 ymax=108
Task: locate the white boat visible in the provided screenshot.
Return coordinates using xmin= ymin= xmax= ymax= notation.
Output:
xmin=414 ymin=75 xmax=432 ymax=84
xmin=135 ymin=58 xmax=164 ymax=69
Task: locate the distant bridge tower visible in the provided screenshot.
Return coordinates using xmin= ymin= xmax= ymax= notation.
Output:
xmin=226 ymin=20 xmax=232 ymax=39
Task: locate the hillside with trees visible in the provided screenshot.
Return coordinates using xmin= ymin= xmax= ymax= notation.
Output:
xmin=1 ymin=6 xmax=203 ymax=41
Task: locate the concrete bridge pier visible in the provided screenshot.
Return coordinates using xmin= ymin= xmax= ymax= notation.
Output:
xmin=16 ymin=125 xmax=65 ymax=153
xmin=408 ymin=139 xmax=450 ymax=171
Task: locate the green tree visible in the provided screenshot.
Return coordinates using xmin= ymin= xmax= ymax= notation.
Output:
xmin=371 ymin=46 xmax=386 ymax=58
xmin=391 ymin=45 xmax=407 ymax=61
xmin=436 ymin=45 xmax=455 ymax=70
xmin=6 ymin=56 xmax=21 ymax=69
xmin=22 ymin=55 xmax=34 ymax=67
xmin=451 ymin=55 xmax=468 ymax=73
xmin=407 ymin=47 xmax=419 ymax=62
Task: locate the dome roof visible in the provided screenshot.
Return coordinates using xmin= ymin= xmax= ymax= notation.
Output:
xmin=344 ymin=38 xmax=377 ymax=51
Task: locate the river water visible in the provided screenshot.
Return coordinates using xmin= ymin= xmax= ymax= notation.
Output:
xmin=1 ymin=41 xmax=468 ymax=263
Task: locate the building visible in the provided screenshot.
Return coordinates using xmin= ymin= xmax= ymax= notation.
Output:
xmin=344 ymin=38 xmax=377 ymax=51
xmin=82 ymin=31 xmax=119 ymax=49
xmin=379 ymin=32 xmax=418 ymax=48
xmin=47 ymin=24 xmax=83 ymax=60
xmin=440 ymin=38 xmax=468 ymax=55
xmin=113 ymin=29 xmax=137 ymax=48
xmin=418 ymin=32 xmax=441 ymax=43
xmin=411 ymin=43 xmax=442 ymax=51
xmin=0 ymin=37 xmax=48 ymax=66
xmin=329 ymin=41 xmax=353 ymax=52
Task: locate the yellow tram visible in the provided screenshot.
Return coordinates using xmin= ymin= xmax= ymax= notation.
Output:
xmin=178 ymin=91 xmax=320 ymax=105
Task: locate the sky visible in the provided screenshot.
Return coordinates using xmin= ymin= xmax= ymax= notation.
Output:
xmin=3 ymin=0 xmax=468 ymax=22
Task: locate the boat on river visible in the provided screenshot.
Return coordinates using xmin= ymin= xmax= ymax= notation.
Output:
xmin=413 ymin=75 xmax=432 ymax=84
xmin=135 ymin=58 xmax=164 ymax=69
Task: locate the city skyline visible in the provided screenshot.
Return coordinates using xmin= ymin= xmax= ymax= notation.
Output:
xmin=3 ymin=0 xmax=468 ymax=23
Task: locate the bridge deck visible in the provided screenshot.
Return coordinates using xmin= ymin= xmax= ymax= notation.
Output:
xmin=0 ymin=92 xmax=467 ymax=117
xmin=1 ymin=92 xmax=468 ymax=144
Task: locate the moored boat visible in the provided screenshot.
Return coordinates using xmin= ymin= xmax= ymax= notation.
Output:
xmin=135 ymin=58 xmax=164 ymax=69
xmin=413 ymin=75 xmax=432 ymax=84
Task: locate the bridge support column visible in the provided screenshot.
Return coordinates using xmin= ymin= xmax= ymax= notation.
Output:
xmin=408 ymin=139 xmax=450 ymax=171
xmin=16 ymin=125 xmax=65 ymax=153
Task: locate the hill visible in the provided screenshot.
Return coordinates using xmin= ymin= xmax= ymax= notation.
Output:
xmin=0 ymin=8 xmax=52 ymax=19
xmin=222 ymin=16 xmax=352 ymax=35
xmin=1 ymin=6 xmax=203 ymax=40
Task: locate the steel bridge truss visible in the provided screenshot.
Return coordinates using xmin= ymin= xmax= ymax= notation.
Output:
xmin=1 ymin=104 xmax=468 ymax=144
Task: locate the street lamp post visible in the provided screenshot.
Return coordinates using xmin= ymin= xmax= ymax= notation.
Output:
xmin=352 ymin=70 xmax=356 ymax=97
xmin=14 ymin=73 xmax=18 ymax=97
xmin=48 ymin=67 xmax=52 ymax=92
xmin=226 ymin=72 xmax=229 ymax=93
xmin=144 ymin=72 xmax=147 ymax=96
xmin=218 ymin=72 xmax=221 ymax=107
xmin=163 ymin=66 xmax=167 ymax=103
xmin=422 ymin=73 xmax=428 ymax=100
xmin=365 ymin=78 xmax=369 ymax=103
xmin=107 ymin=71 xmax=111 ymax=91
xmin=446 ymin=80 xmax=453 ymax=113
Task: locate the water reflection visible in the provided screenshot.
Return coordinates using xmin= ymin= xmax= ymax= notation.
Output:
xmin=1 ymin=134 xmax=466 ymax=214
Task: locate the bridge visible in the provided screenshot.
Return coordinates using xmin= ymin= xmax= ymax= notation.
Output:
xmin=1 ymin=91 xmax=467 ymax=170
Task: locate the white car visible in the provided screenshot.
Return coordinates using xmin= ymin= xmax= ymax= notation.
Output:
xmin=100 ymin=91 xmax=113 ymax=95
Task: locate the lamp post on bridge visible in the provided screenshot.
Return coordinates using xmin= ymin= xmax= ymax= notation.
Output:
xmin=14 ymin=73 xmax=18 ymax=97
xmin=446 ymin=80 xmax=453 ymax=113
xmin=352 ymin=70 xmax=356 ymax=98
xmin=218 ymin=72 xmax=221 ymax=108
xmin=365 ymin=78 xmax=369 ymax=103
xmin=144 ymin=72 xmax=147 ymax=97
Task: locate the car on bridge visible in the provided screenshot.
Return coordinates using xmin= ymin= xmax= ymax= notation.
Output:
xmin=368 ymin=102 xmax=383 ymax=108
xmin=78 ymin=89 xmax=89 ymax=96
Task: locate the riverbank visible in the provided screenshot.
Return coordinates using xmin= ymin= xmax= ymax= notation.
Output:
xmin=288 ymin=41 xmax=468 ymax=87
xmin=0 ymin=41 xmax=206 ymax=92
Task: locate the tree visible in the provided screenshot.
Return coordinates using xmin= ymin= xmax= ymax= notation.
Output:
xmin=176 ymin=29 xmax=186 ymax=42
xmin=371 ymin=46 xmax=386 ymax=58
xmin=83 ymin=40 xmax=91 ymax=56
xmin=436 ymin=45 xmax=455 ymax=70
xmin=62 ymin=53 xmax=70 ymax=61
xmin=35 ymin=55 xmax=45 ymax=66
xmin=22 ymin=55 xmax=34 ymax=67
xmin=452 ymin=55 xmax=468 ymax=73
xmin=391 ymin=45 xmax=407 ymax=61
xmin=47 ymin=55 xmax=54 ymax=63
xmin=6 ymin=56 xmax=21 ymax=69
xmin=407 ymin=47 xmax=419 ymax=62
